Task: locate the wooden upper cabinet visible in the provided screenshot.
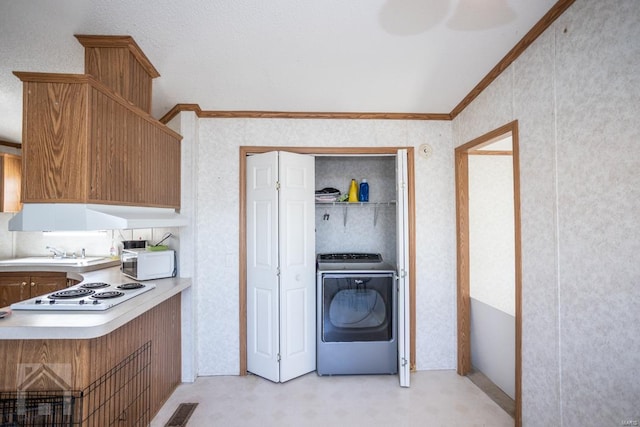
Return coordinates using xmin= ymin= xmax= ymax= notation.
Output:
xmin=14 ymin=72 xmax=182 ymax=208
xmin=13 ymin=34 xmax=181 ymax=209
xmin=75 ymin=35 xmax=159 ymax=114
xmin=0 ymin=153 xmax=22 ymax=212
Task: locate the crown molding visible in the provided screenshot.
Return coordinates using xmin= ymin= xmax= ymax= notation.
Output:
xmin=75 ymin=34 xmax=160 ymax=78
xmin=0 ymin=139 xmax=21 ymax=149
xmin=159 ymin=104 xmax=202 ymax=123
xmin=159 ymin=105 xmax=449 ymax=124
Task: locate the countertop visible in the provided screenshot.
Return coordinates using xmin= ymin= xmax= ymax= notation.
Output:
xmin=0 ymin=266 xmax=191 ymax=340
xmin=0 ymin=257 xmax=120 ymax=274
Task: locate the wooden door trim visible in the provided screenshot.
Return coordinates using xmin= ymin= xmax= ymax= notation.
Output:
xmin=455 ymin=120 xmax=522 ymax=426
xmin=239 ymin=146 xmax=417 ymax=375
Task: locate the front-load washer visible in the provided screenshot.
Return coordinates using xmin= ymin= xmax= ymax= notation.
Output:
xmin=316 ymin=253 xmax=397 ymax=376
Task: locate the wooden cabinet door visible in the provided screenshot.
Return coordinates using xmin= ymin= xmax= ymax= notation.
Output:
xmin=0 ymin=274 xmax=29 ymax=308
xmin=0 ymin=154 xmax=22 ymax=213
xmin=0 ymin=272 xmax=67 ymax=307
xmin=30 ymin=273 xmax=68 ymax=298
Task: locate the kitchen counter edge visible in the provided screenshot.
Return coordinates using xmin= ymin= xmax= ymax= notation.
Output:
xmin=0 ymin=259 xmax=120 ymax=274
xmin=0 ymin=266 xmax=191 ymax=340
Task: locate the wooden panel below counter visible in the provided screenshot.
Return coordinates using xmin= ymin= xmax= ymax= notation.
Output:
xmin=0 ymin=294 xmax=181 ymax=425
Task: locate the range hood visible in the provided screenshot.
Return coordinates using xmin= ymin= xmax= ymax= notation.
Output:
xmin=8 ymin=203 xmax=188 ymax=231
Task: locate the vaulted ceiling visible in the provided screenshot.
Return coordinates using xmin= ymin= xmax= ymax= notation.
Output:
xmin=0 ymin=0 xmax=562 ymax=144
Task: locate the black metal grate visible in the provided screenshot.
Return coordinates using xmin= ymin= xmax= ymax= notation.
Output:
xmin=0 ymin=391 xmax=80 ymax=426
xmin=81 ymin=341 xmax=152 ymax=426
xmin=164 ymin=403 xmax=198 ymax=427
xmin=0 ymin=341 xmax=152 ymax=427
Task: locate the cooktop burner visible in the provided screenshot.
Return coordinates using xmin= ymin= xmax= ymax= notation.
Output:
xmin=117 ymin=282 xmax=145 ymax=290
xmin=49 ymin=288 xmax=95 ymax=299
xmin=10 ymin=282 xmax=157 ymax=311
xmin=81 ymin=282 xmax=110 ymax=289
xmin=91 ymin=291 xmax=125 ymax=299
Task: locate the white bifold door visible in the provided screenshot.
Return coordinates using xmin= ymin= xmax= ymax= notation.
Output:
xmin=246 ymin=151 xmax=316 ymax=383
xmin=396 ymin=149 xmax=411 ymax=387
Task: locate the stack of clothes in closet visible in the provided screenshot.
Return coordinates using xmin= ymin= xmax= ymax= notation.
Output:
xmin=314 ymin=187 xmax=343 ymax=203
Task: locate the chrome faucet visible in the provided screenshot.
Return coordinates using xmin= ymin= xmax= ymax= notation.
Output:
xmin=46 ymin=245 xmax=66 ymax=258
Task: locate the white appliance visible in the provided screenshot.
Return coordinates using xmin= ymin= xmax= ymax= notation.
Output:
xmin=10 ymin=282 xmax=156 ymax=311
xmin=121 ymin=249 xmax=176 ymax=281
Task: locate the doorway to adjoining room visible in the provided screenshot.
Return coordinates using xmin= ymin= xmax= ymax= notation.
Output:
xmin=455 ymin=121 xmax=522 ymax=426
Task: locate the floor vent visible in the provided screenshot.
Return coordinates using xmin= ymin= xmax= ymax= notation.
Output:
xmin=164 ymin=402 xmax=198 ymax=427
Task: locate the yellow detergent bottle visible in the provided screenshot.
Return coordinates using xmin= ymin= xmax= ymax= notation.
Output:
xmin=348 ymin=179 xmax=358 ymax=202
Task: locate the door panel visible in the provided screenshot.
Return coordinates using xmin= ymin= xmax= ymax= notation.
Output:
xmin=283 ymin=202 xmax=306 ymax=266
xmin=0 ymin=275 xmax=28 ymax=308
xmin=284 ymin=288 xmax=306 ymax=355
xmin=396 ymin=149 xmax=411 ymax=387
xmin=254 ymin=201 xmax=274 ymax=266
xmin=278 ymin=151 xmax=316 ymax=382
xmin=247 ymin=152 xmax=280 ymax=382
xmin=30 ymin=274 xmax=67 ymax=298
xmin=247 ymin=151 xmax=315 ymax=383
xmin=254 ymin=287 xmax=275 ymax=357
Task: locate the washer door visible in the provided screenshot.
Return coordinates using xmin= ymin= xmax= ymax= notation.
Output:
xmin=329 ymin=289 xmax=386 ymax=328
xmin=322 ymin=273 xmax=394 ymax=342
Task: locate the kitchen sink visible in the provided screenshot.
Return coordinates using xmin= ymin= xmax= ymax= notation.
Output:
xmin=0 ymin=256 xmax=107 ymax=266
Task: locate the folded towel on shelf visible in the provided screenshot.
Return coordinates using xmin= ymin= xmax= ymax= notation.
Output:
xmin=315 ymin=187 xmax=341 ymax=202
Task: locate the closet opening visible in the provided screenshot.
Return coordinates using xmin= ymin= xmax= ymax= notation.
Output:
xmin=239 ymin=146 xmax=416 ymax=382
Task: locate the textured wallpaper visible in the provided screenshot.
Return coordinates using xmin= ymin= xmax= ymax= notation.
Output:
xmin=511 ymin=28 xmax=563 ymax=426
xmin=553 ymin=0 xmax=640 ymax=424
xmin=454 ymin=0 xmax=640 ymax=425
xmin=191 ymin=117 xmax=456 ymax=375
xmin=315 ymin=156 xmax=397 ymax=266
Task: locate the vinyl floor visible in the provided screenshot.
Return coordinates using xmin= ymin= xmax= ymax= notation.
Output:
xmin=150 ymin=370 xmax=514 ymax=427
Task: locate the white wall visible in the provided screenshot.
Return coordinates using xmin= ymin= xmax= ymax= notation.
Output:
xmin=186 ymin=118 xmax=455 ymax=375
xmin=468 ymin=153 xmax=515 ymax=315
xmin=0 ymin=227 xmax=177 ymax=259
xmin=0 ymin=217 xmax=167 ymax=260
xmin=0 ymin=213 xmax=15 ymax=259
xmin=453 ymin=0 xmax=640 ymax=424
xmin=470 ymin=298 xmax=515 ymax=399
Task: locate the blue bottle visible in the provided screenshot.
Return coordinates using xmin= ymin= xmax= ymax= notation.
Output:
xmin=358 ymin=179 xmax=369 ymax=202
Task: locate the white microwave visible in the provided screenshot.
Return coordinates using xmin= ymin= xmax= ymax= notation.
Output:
xmin=121 ymin=249 xmax=176 ymax=281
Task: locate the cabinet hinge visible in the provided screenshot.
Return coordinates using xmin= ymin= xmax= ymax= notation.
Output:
xmin=276 ymin=267 xmax=280 ymax=277
xmin=276 ymin=181 xmax=281 ymax=191
xmin=401 ymin=357 xmax=408 ymax=367
xmin=277 ymin=353 xmax=281 ymax=362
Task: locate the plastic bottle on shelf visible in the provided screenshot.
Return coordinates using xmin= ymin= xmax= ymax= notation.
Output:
xmin=348 ymin=179 xmax=359 ymax=202
xmin=359 ymin=179 xmax=369 ymax=202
